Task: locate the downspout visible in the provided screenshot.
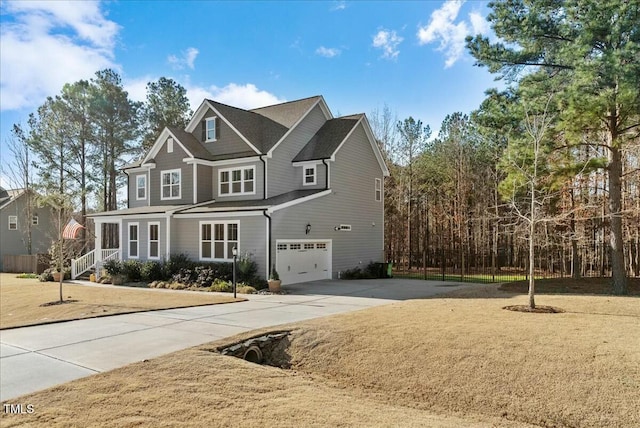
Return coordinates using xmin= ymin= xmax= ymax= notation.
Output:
xmin=263 ymin=210 xmax=272 ymax=279
xmin=322 ymin=159 xmax=329 ymax=190
xmin=260 ymin=155 xmax=267 ymax=199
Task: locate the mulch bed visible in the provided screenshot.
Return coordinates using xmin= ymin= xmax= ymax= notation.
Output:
xmin=499 ymin=277 xmax=640 ymax=296
xmin=503 ymin=304 xmax=565 ymax=313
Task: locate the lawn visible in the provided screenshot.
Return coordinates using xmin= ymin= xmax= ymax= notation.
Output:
xmin=1 ymin=280 xmax=638 ymax=427
xmin=0 ymin=273 xmax=244 ymax=329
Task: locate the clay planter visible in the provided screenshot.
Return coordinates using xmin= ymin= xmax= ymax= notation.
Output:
xmin=267 ymin=279 xmax=281 ymax=293
xmin=52 ymin=271 xmax=63 ymax=282
xmin=111 ymin=274 xmax=125 ymax=285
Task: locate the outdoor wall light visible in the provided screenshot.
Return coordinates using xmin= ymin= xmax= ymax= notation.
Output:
xmin=306 ymin=223 xmax=311 ymax=234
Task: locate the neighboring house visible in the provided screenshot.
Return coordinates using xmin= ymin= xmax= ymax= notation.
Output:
xmin=0 ymin=187 xmax=55 ymax=271
xmin=86 ymin=96 xmax=389 ymax=284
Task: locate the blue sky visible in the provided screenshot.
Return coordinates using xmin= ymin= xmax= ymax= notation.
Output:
xmin=0 ymin=0 xmax=500 ymax=187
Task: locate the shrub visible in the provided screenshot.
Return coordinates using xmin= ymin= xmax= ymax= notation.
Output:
xmin=237 ymin=252 xmax=258 ymax=283
xmin=237 ymin=284 xmax=257 ymax=294
xmin=172 ymin=268 xmax=196 ymax=285
xmin=39 ymin=269 xmax=54 ymax=282
xmin=342 ymin=267 xmax=362 ymax=279
xmin=141 ymin=261 xmax=165 ymax=282
xmin=17 ymin=273 xmax=39 ymax=279
xmin=209 ymin=278 xmax=232 ymax=292
xmin=165 ymin=253 xmax=194 ymax=277
xmin=103 ymin=259 xmax=123 ymax=276
xmin=122 ymin=260 xmax=142 ymax=282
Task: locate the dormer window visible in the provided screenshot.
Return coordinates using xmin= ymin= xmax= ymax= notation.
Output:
xmin=303 ymin=166 xmax=316 ymax=186
xmin=205 ymin=117 xmax=217 ymax=142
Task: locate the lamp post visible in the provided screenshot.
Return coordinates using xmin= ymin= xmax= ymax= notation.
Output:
xmin=232 ymin=246 xmax=237 ymax=299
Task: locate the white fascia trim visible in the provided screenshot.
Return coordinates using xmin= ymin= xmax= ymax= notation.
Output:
xmin=124 ymin=164 xmax=156 ymax=175
xmin=177 ymin=210 xmax=263 ymax=219
xmin=187 ymin=101 xmax=261 ymax=154
xmin=142 ymin=128 xmax=194 ymax=164
xmin=360 ymin=115 xmax=391 ymax=176
xmin=292 ymin=160 xmax=323 ymax=167
xmin=184 ymin=156 xmax=260 ymax=167
xmin=268 ymin=189 xmax=332 ymax=213
xmin=266 ymin=97 xmax=333 ymax=158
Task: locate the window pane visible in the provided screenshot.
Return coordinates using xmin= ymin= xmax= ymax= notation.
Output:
xmin=150 ymin=242 xmax=158 ymax=258
xmin=232 ymin=170 xmax=241 ymax=181
xmin=220 ymin=183 xmax=229 ymax=194
xmin=138 ymin=188 xmax=145 ymax=198
xmin=172 ymin=172 xmax=180 ymax=184
xmin=244 ymin=181 xmax=253 ymax=192
xmin=202 ymin=242 xmax=211 ymax=258
xmin=202 ymin=224 xmax=211 ymax=240
xmin=221 ymin=171 xmax=229 ymax=182
xmin=130 ymin=242 xmax=137 ymax=257
xmin=227 ymin=224 xmax=238 ymax=240
xmin=171 ymin=185 xmax=179 ymax=197
xmin=214 ymin=242 xmax=224 ymax=259
xmin=163 ymin=173 xmax=170 ymax=185
xmin=214 ymin=224 xmax=225 ymax=240
xmin=130 ymin=225 xmax=137 ymax=240
xmin=150 ymin=225 xmax=158 ymax=240
xmin=163 ymin=187 xmax=170 ymax=198
xmin=232 ymin=182 xmax=241 ymax=193
xmin=244 ymin=169 xmax=253 ymax=180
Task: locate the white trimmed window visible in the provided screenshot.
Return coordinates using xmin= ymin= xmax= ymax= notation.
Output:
xmin=375 ymin=178 xmax=382 ymax=201
xmin=303 ymin=166 xmax=316 ymax=186
xmin=200 ymin=221 xmax=239 ymax=261
xmin=161 ymin=169 xmax=181 ymax=200
xmin=129 ymin=223 xmax=139 ymax=258
xmin=8 ymin=215 xmax=17 ymax=230
xmin=219 ymin=166 xmax=255 ymax=196
xmin=205 ymin=117 xmax=217 ymax=142
xmin=148 ymin=222 xmax=160 ymax=259
xmin=32 ymin=215 xmax=39 ymax=225
xmin=136 ymin=175 xmax=147 ymax=200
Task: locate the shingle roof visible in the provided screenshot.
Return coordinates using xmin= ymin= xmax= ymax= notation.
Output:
xmin=251 ymin=96 xmax=322 ymax=128
xmin=176 ymin=189 xmax=327 ymax=214
xmin=168 ymin=127 xmax=216 ymax=160
xmin=206 ymin=100 xmax=288 ymax=154
xmin=292 ymin=116 xmax=361 ymax=162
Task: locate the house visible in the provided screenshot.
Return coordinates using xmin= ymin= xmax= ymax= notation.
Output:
xmin=84 ymin=96 xmax=389 ymax=284
xmin=0 ymin=187 xmax=55 ymax=272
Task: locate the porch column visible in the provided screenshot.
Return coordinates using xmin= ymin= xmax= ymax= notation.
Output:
xmin=117 ymin=219 xmax=123 ymax=258
xmin=95 ymin=220 xmax=103 ymax=262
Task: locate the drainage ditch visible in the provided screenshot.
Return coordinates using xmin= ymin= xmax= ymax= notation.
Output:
xmin=213 ymin=331 xmax=292 ymax=368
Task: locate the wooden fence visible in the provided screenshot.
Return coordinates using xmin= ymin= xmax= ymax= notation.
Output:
xmin=2 ymin=254 xmax=48 ymax=274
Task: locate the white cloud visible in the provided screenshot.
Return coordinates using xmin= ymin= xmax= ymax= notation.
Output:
xmin=316 ymin=46 xmax=341 ymax=58
xmin=0 ymin=0 xmax=120 ymax=111
xmin=372 ymin=29 xmax=403 ymax=60
xmin=330 ymin=1 xmax=347 ymax=11
xmin=416 ymin=0 xmax=490 ymax=68
xmin=167 ymin=47 xmax=199 ymax=70
xmin=123 ymin=76 xmax=153 ymax=103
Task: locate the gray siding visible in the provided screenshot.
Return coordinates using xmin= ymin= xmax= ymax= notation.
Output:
xmin=271 ymin=123 xmax=384 ymax=277
xmin=0 ymin=195 xmax=56 ymax=270
xmin=268 ymin=104 xmax=327 ymax=197
xmin=149 ymin=139 xmax=193 ymax=206
xmin=211 ymin=161 xmax=264 ymax=201
xmin=121 ymin=217 xmax=167 ymax=261
xmin=127 ymin=171 xmax=149 ymax=208
xmin=294 ymin=163 xmax=327 ymax=190
xmin=172 ymin=215 xmax=268 ymax=278
xmin=199 ymin=113 xmax=256 ymax=156
xmin=197 ymin=164 xmax=213 ymax=203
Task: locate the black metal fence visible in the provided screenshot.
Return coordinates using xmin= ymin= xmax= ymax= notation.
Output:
xmin=392 ymin=243 xmax=640 ymax=283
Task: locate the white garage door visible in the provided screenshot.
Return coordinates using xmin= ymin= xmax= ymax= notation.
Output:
xmin=276 ymin=240 xmax=331 ymax=285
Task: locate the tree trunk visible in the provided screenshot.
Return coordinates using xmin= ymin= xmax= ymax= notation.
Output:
xmin=608 ymin=142 xmax=628 ymax=294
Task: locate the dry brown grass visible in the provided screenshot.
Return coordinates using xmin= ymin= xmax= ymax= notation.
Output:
xmin=1 ymin=283 xmax=638 ymax=427
xmin=0 ymin=273 xmax=243 ymax=329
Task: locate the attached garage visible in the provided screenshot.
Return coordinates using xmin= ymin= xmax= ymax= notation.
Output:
xmin=275 ymin=240 xmax=331 ymax=285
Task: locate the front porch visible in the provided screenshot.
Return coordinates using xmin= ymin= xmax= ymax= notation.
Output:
xmin=71 ymin=219 xmax=121 ymax=279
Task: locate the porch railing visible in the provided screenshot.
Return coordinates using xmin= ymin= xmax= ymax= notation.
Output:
xmin=71 ymin=248 xmax=121 ymax=280
xmin=71 ymin=250 xmax=95 ymax=279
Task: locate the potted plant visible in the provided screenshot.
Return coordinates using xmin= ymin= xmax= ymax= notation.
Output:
xmin=268 ymin=265 xmax=281 ymax=292
xmin=104 ymin=259 xmax=124 ymax=285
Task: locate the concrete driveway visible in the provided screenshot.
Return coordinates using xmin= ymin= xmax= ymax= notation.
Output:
xmin=0 ymin=278 xmax=472 ymax=401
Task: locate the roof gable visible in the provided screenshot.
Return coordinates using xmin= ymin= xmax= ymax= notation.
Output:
xmin=250 ymin=96 xmax=322 ymax=128
xmin=141 ymin=127 xmax=213 ymax=165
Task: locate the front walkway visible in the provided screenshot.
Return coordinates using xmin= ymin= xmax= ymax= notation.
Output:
xmin=0 ymin=278 xmax=473 ymax=401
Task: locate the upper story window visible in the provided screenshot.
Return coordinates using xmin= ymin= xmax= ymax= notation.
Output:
xmin=8 ymin=215 xmax=17 ymax=230
xmin=375 ymin=178 xmax=382 ymax=201
xmin=161 ymin=169 xmax=181 ymax=200
xmin=136 ymin=175 xmax=147 ymax=200
xmin=205 ymin=117 xmax=217 ymax=142
xmin=303 ymin=166 xmax=317 ymax=186
xmin=219 ymin=166 xmax=255 ymax=196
